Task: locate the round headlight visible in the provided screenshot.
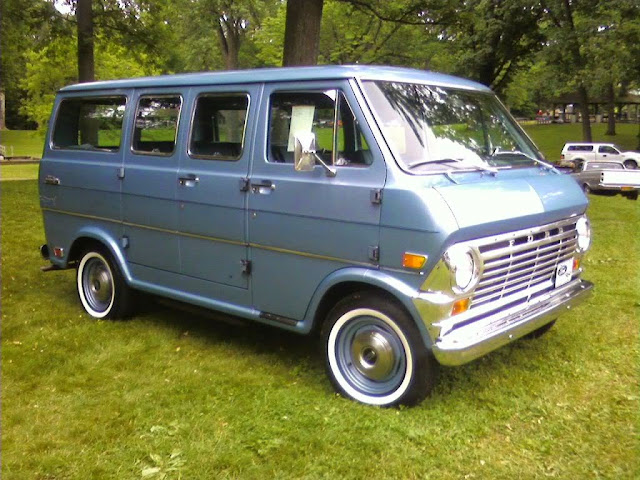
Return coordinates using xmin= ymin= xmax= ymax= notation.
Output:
xmin=444 ymin=245 xmax=480 ymax=293
xmin=576 ymin=216 xmax=591 ymax=252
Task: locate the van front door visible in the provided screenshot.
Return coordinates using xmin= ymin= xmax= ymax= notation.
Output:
xmin=247 ymin=82 xmax=386 ymax=323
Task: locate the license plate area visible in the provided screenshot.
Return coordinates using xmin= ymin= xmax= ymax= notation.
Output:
xmin=554 ymin=258 xmax=573 ymax=288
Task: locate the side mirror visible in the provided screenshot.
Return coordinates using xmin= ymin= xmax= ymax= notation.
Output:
xmin=294 ymin=132 xmax=317 ymax=172
xmin=294 ymin=132 xmax=337 ymax=177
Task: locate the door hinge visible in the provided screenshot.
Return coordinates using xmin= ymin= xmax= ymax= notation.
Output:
xmin=241 ymin=259 xmax=252 ymax=275
xmin=117 ymin=167 xmax=125 ymax=180
xmin=368 ymin=245 xmax=380 ymax=263
xmin=239 ymin=178 xmax=250 ymax=192
xmin=370 ymin=188 xmax=383 ymax=204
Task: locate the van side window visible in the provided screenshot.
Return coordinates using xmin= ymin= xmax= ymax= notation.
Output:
xmin=268 ymin=90 xmax=370 ymax=166
xmin=132 ymin=95 xmax=181 ymax=155
xmin=189 ymin=94 xmax=249 ymax=160
xmin=52 ymin=96 xmax=126 ymax=151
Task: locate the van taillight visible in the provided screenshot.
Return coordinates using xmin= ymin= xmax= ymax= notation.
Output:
xmin=561 ymin=154 xmax=565 ymax=160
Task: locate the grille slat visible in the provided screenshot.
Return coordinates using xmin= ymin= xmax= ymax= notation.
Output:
xmin=469 ymin=218 xmax=579 ymax=309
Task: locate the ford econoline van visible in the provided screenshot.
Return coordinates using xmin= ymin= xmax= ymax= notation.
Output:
xmin=39 ymin=65 xmax=593 ymax=406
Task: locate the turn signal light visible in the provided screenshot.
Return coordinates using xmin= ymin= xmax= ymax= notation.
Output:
xmin=573 ymin=258 xmax=580 ymax=271
xmin=451 ymin=298 xmax=470 ymax=316
xmin=402 ymin=253 xmax=427 ymax=269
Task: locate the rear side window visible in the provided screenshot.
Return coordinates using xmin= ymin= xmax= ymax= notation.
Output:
xmin=132 ymin=95 xmax=182 ymax=155
xmin=568 ymin=145 xmax=593 ymax=152
xmin=52 ymin=96 xmax=126 ymax=151
xmin=189 ymin=94 xmax=249 ymax=160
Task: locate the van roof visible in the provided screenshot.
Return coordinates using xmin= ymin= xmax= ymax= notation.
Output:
xmin=59 ymin=65 xmax=491 ymax=93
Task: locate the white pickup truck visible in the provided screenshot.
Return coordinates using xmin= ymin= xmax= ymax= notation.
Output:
xmin=561 ymin=143 xmax=640 ymax=169
xmin=570 ymin=160 xmax=640 ymax=200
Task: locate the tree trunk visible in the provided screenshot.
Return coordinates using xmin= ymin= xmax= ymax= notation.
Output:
xmin=77 ymin=0 xmax=95 ymax=83
xmin=0 ymin=90 xmax=5 ymax=130
xmin=577 ymin=85 xmax=592 ymax=142
xmin=605 ymin=83 xmax=616 ymax=136
xmin=217 ymin=19 xmax=241 ymax=70
xmin=282 ymin=0 xmax=324 ymax=66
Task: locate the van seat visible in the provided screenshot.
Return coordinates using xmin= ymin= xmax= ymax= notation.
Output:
xmin=192 ymin=141 xmax=241 ymax=158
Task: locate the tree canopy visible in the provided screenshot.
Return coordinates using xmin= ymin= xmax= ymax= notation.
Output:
xmin=1 ymin=0 xmax=638 ymax=134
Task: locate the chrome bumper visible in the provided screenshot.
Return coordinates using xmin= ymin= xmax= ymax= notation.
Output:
xmin=417 ymin=279 xmax=593 ymax=366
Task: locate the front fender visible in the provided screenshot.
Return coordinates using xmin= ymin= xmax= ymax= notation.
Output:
xmin=301 ymin=267 xmax=434 ymax=349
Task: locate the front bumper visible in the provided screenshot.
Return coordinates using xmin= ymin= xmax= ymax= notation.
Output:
xmin=415 ymin=278 xmax=593 ymax=366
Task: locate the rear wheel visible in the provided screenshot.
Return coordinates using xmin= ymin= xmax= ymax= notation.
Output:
xmin=582 ymin=183 xmax=591 ymax=194
xmin=77 ymin=248 xmax=132 ymax=319
xmin=321 ymin=292 xmax=438 ymax=407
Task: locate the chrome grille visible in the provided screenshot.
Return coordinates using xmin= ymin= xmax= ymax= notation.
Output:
xmin=470 ymin=218 xmax=579 ymax=309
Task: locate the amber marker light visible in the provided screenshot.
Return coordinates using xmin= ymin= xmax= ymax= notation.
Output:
xmin=402 ymin=253 xmax=427 ymax=269
xmin=451 ymin=298 xmax=470 ymax=316
xmin=573 ymin=257 xmax=580 ymax=271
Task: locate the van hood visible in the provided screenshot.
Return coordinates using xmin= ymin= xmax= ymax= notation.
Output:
xmin=434 ymin=172 xmax=587 ymax=229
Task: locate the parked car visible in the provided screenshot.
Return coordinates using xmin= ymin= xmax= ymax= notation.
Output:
xmin=570 ymin=160 xmax=640 ymax=200
xmin=39 ymin=65 xmax=593 ymax=407
xmin=560 ymin=142 xmax=639 ymax=169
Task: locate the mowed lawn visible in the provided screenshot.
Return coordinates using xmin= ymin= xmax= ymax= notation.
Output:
xmin=2 ymin=174 xmax=638 ymax=478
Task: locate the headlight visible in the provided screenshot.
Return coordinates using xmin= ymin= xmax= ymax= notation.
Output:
xmin=576 ymin=216 xmax=591 ymax=252
xmin=444 ymin=244 xmax=480 ymax=294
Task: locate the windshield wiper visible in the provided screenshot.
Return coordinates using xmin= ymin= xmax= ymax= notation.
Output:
xmin=408 ymin=157 xmax=498 ymax=174
xmin=490 ymin=149 xmax=557 ymax=172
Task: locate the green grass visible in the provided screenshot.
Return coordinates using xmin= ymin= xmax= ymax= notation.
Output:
xmin=523 ymin=122 xmax=640 ymax=162
xmin=1 ymin=163 xmax=39 ymax=181
xmin=1 ymin=130 xmax=46 ymax=158
xmin=2 ymin=180 xmax=638 ymax=479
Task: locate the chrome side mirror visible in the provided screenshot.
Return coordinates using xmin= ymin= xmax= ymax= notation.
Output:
xmin=294 ymin=132 xmax=316 ymax=172
xmin=294 ymin=133 xmax=337 ymax=177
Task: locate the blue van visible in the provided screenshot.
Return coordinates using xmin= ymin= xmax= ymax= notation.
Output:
xmin=39 ymin=65 xmax=593 ymax=406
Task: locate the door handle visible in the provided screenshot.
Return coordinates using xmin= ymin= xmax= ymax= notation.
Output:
xmin=251 ymin=180 xmax=276 ymax=194
xmin=178 ymin=174 xmax=199 ymax=187
xmin=44 ymin=175 xmax=60 ymax=186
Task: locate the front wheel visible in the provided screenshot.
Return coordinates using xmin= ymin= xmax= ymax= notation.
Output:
xmin=77 ymin=248 xmax=132 ymax=319
xmin=582 ymin=183 xmax=591 ymax=194
xmin=623 ymin=159 xmax=637 ymax=169
xmin=321 ymin=292 xmax=438 ymax=407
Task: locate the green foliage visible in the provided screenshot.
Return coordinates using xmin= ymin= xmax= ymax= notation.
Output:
xmin=20 ymin=35 xmax=161 ymax=129
xmin=2 ymin=178 xmax=638 ymax=479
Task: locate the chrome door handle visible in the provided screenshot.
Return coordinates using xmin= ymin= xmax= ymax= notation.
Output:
xmin=178 ymin=174 xmax=199 ymax=187
xmin=44 ymin=175 xmax=60 ymax=186
xmin=250 ymin=180 xmax=276 ymax=194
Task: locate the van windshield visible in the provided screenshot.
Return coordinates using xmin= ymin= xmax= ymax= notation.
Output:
xmin=362 ymin=81 xmax=543 ymax=173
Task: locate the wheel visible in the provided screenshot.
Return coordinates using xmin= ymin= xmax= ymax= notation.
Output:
xmin=321 ymin=292 xmax=439 ymax=407
xmin=77 ymin=248 xmax=132 ymax=319
xmin=582 ymin=183 xmax=591 ymax=194
xmin=623 ymin=159 xmax=637 ymax=169
xmin=523 ymin=320 xmax=556 ymax=340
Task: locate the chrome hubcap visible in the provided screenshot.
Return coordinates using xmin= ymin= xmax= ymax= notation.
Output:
xmin=351 ymin=329 xmax=396 ymax=381
xmin=84 ymin=258 xmax=113 ymax=312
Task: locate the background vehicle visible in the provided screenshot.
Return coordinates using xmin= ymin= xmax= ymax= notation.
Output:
xmin=570 ymin=160 xmax=640 ymax=200
xmin=560 ymin=142 xmax=639 ymax=169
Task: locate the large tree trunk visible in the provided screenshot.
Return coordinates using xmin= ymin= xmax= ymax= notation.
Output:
xmin=605 ymin=83 xmax=616 ymax=136
xmin=77 ymin=0 xmax=95 ymax=83
xmin=577 ymin=85 xmax=592 ymax=142
xmin=282 ymin=0 xmax=324 ymax=66
xmin=217 ymin=18 xmax=240 ymax=70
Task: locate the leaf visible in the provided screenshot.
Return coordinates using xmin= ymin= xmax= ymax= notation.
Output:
xmin=141 ymin=466 xmax=161 ymax=477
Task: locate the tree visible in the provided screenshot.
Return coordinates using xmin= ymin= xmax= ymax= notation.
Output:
xmin=282 ymin=0 xmax=324 ymax=66
xmin=77 ymin=0 xmax=95 ymax=82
